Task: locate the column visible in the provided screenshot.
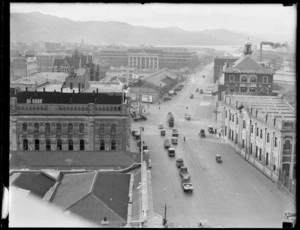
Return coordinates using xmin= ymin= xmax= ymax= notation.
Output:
xmin=148 ymin=57 xmax=150 ymax=69
xmin=88 ymin=116 xmax=94 ymax=151
xmin=156 ymin=58 xmax=159 ymax=69
xmin=128 ymin=57 xmax=131 ymax=67
xmin=139 ymin=57 xmax=141 ymax=69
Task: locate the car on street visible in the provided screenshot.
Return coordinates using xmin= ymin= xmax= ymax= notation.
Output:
xmin=168 ymin=147 xmax=175 ymax=156
xmin=176 ymin=158 xmax=184 ymax=168
xmin=164 ymin=139 xmax=171 ymax=149
xmin=131 ymin=129 xmax=139 ymax=136
xmin=160 ymin=129 xmax=166 ymax=136
xmin=190 ymin=94 xmax=194 ymax=99
xmin=171 ymin=137 xmax=178 ymax=144
xmin=163 ymin=96 xmax=172 ymax=101
xmin=158 ymin=123 xmax=164 ymax=129
xmin=199 ymin=89 xmax=203 ymax=94
xmin=184 ymin=113 xmax=191 ymax=120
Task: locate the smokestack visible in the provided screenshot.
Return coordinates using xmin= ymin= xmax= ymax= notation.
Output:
xmin=96 ymin=88 xmax=98 ymax=93
xmin=73 ymin=90 xmax=75 ymax=93
xmin=61 ymin=88 xmax=63 ymax=93
xmin=26 ymin=87 xmax=28 ymax=92
xmin=43 ymin=87 xmax=45 ymax=92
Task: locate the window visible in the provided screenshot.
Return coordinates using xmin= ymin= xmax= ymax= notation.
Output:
xmin=225 ymin=111 xmax=227 ymax=118
xmin=243 ymin=120 xmax=246 ymax=128
xmin=80 ymin=139 xmax=85 ymax=150
xmin=263 ymin=76 xmax=268 ymax=84
xmin=111 ymin=124 xmax=116 ymax=134
xmin=256 ymin=128 xmax=259 ymax=136
xmin=225 ymin=126 xmax=227 ymax=136
xmin=259 ymin=148 xmax=262 ymax=161
xmin=284 ymin=140 xmax=291 ymax=151
xmin=57 ymin=123 xmax=62 ymax=133
xmin=57 ymin=139 xmax=62 ymax=151
xmin=229 ymin=75 xmax=235 ymax=82
xmin=34 ymin=123 xmax=39 ymax=133
xmin=240 ymin=87 xmax=247 ymax=93
xmin=79 ymin=123 xmax=84 ymax=133
xmin=236 ymin=117 xmax=238 ymax=125
xmin=242 ymin=139 xmax=245 ymax=148
xmin=273 ymin=165 xmax=276 ymax=171
xmin=22 ymin=123 xmax=27 ymax=132
xmin=267 ymin=133 xmax=270 ymax=143
xmin=229 ymin=87 xmax=234 ymax=93
xmin=68 ymin=139 xmax=73 ymax=151
xmin=274 ymin=137 xmax=277 ymax=147
xmin=255 ymin=146 xmax=258 ymax=158
xmin=111 ymin=140 xmax=116 ymax=150
xmin=250 ymin=143 xmax=252 ymax=154
xmin=70 ymin=82 xmax=73 ymax=89
xmin=249 ymin=88 xmax=256 ymax=93
xmin=229 ymin=114 xmax=231 ymax=121
xmin=251 ymin=125 xmax=253 ymax=133
xmin=241 ymin=76 xmax=247 ymax=83
xmin=35 ymin=139 xmax=40 ymax=150
xmin=68 ymin=123 xmax=73 ymax=133
xmin=45 ymin=123 xmax=50 ymax=133
xmin=23 ymin=139 xmax=28 ymax=150
xmin=100 ymin=124 xmax=105 ymax=134
xmin=266 ymin=152 xmax=269 ymax=166
xmin=46 ymin=139 xmax=51 ymax=151
xmin=100 ymin=140 xmax=105 ymax=150
xmin=232 ymin=115 xmax=234 ymax=122
xmin=260 ymin=129 xmax=263 ymax=138
xmin=250 ymin=76 xmax=256 ymax=83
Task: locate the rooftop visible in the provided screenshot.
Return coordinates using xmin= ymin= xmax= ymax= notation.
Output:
xmin=141 ymin=68 xmax=179 ymax=87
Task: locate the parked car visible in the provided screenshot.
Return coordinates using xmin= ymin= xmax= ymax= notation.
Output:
xmin=176 ymin=158 xmax=184 ymax=168
xmin=160 ymin=129 xmax=166 ymax=136
xmin=163 ymin=96 xmax=172 ymax=101
xmin=133 ymin=114 xmax=147 ymax=121
xmin=171 ymin=137 xmax=178 ymax=144
xmin=164 ymin=139 xmax=171 ymax=149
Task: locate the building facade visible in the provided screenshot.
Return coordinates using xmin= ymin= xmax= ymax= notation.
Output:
xmin=214 ymin=56 xmax=238 ymax=83
xmin=36 ymin=53 xmax=67 ymax=72
xmin=26 ymin=57 xmax=39 ymax=76
xmin=10 ymin=91 xmax=131 ymax=153
xmin=98 ymin=46 xmax=197 ymax=70
xmin=222 ymin=95 xmax=296 ymax=197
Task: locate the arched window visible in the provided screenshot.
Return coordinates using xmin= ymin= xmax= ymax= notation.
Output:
xmin=79 ymin=123 xmax=84 ymax=133
xmin=57 ymin=123 xmax=62 ymax=133
xmin=241 ymin=76 xmax=247 ymax=83
xmin=274 ymin=137 xmax=277 ymax=147
xmin=57 ymin=139 xmax=62 ymax=151
xmin=266 ymin=152 xmax=269 ymax=166
xmin=45 ymin=123 xmax=50 ymax=133
xmin=250 ymin=76 xmax=256 ymax=83
xmin=68 ymin=139 xmax=73 ymax=151
xmin=68 ymin=123 xmax=73 ymax=133
xmin=23 ymin=139 xmax=28 ymax=150
xmin=46 ymin=139 xmax=51 ymax=151
xmin=259 ymin=148 xmax=262 ymax=161
xmin=22 ymin=123 xmax=27 ymax=132
xmin=267 ymin=133 xmax=270 ymax=143
xmin=100 ymin=140 xmax=105 ymax=150
xmin=284 ymin=139 xmax=291 ymax=151
xmin=111 ymin=140 xmax=116 ymax=150
xmin=80 ymin=139 xmax=85 ymax=150
xmin=34 ymin=123 xmax=39 ymax=133
xmin=111 ymin=124 xmax=116 ymax=134
xmin=100 ymin=124 xmax=105 ymax=134
xmin=229 ymin=86 xmax=234 ymax=93
xmin=255 ymin=146 xmax=258 ymax=158
xmin=261 ymin=87 xmax=269 ymax=94
xmin=35 ymin=139 xmax=40 ymax=150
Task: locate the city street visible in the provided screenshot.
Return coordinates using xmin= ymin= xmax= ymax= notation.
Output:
xmin=130 ymin=63 xmax=296 ymax=228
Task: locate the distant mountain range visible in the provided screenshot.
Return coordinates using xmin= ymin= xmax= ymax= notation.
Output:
xmin=10 ymin=12 xmax=262 ymax=46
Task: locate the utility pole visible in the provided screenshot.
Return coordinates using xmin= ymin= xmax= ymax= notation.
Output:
xmin=163 ymin=203 xmax=167 ymax=227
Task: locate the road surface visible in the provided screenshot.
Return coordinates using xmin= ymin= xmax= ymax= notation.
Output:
xmin=130 ymin=63 xmax=295 ymax=228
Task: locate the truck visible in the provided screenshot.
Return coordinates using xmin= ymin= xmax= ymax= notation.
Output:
xmin=168 ymin=90 xmax=174 ymax=96
xmin=184 ymin=113 xmax=191 ymax=120
xmin=179 ymin=167 xmax=191 ymax=180
xmin=167 ymin=112 xmax=174 ymax=127
xmin=181 ymin=178 xmax=193 ymax=192
xmin=172 ymin=128 xmax=179 ymax=137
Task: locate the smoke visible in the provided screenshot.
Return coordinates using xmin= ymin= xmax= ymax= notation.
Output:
xmin=260 ymin=41 xmax=288 ymax=49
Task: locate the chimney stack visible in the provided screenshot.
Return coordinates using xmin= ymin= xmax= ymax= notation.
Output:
xmin=61 ymin=88 xmax=63 ymax=93
xmin=26 ymin=87 xmax=28 ymax=92
xmin=96 ymin=88 xmax=98 ymax=93
xmin=43 ymin=87 xmax=45 ymax=92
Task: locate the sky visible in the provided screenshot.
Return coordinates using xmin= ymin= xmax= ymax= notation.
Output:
xmin=10 ymin=3 xmax=297 ymax=43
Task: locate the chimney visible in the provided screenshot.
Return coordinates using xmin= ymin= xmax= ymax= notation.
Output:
xmin=61 ymin=88 xmax=63 ymax=93
xmin=73 ymin=90 xmax=75 ymax=93
xmin=43 ymin=87 xmax=45 ymax=92
xmin=96 ymin=88 xmax=98 ymax=93
xmin=26 ymin=87 xmax=28 ymax=92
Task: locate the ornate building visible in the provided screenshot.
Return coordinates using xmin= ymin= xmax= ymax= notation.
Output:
xmin=221 ymin=41 xmax=274 ymax=95
xmin=10 ymin=90 xmax=131 ymax=153
xmin=222 ymin=95 xmax=296 ymax=197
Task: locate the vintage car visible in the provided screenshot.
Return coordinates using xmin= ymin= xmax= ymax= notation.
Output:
xmin=216 ymin=155 xmax=222 ymax=163
xmin=160 ymin=129 xmax=166 ymax=136
xmin=199 ymin=129 xmax=206 ymax=138
xmin=176 ymin=158 xmax=184 ymax=168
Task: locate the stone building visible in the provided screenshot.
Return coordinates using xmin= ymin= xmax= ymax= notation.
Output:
xmin=220 ymin=41 xmax=274 ymax=95
xmin=222 ymin=95 xmax=296 ymax=197
xmin=10 ymin=90 xmax=131 ymax=153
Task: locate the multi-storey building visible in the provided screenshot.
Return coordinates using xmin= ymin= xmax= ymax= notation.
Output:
xmin=10 ymin=90 xmax=131 ymax=153
xmin=221 ymin=41 xmax=275 ymax=95
xmin=36 ymin=53 xmax=67 ymax=72
xmin=26 ymin=56 xmax=38 ymax=76
xmin=98 ymin=45 xmax=197 ymax=70
xmin=222 ymin=95 xmax=296 ymax=197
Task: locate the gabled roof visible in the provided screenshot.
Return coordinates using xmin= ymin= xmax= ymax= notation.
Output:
xmin=10 ymin=172 xmax=56 ymax=198
xmin=142 ymin=69 xmax=178 ymax=87
xmin=231 ymin=55 xmax=263 ymax=71
xmin=50 ymin=172 xmax=131 ymax=226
